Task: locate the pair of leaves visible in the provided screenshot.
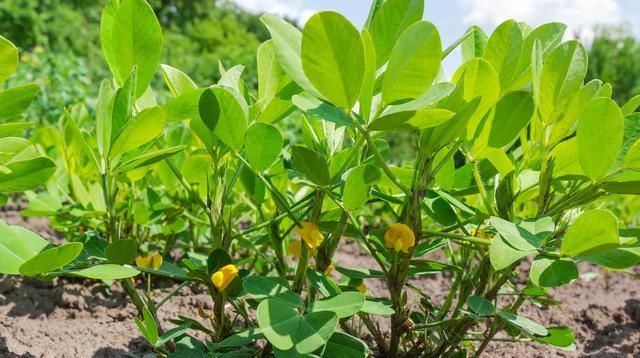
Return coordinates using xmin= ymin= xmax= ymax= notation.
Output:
xmin=197 ymin=86 xmax=248 ymax=151
xmin=101 ymin=0 xmax=162 ymax=98
xmin=489 ymin=216 xmax=554 ymax=270
xmin=0 ymin=137 xmax=55 ymax=193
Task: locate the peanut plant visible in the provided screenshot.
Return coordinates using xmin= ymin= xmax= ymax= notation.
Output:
xmin=2 ymin=0 xmax=640 ymax=357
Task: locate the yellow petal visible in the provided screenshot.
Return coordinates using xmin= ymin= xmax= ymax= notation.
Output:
xmin=357 ymin=282 xmax=367 ymax=293
xmin=135 ymin=255 xmax=152 ymax=269
xmin=288 ymin=240 xmax=302 ymax=258
xmin=151 ymin=254 xmax=163 ymax=270
xmin=297 ymin=222 xmax=324 ymax=250
xmin=394 ymin=239 xmax=403 ymax=252
xmin=211 ymin=271 xmax=224 ymax=289
xmin=212 ymin=264 xmax=239 ymax=291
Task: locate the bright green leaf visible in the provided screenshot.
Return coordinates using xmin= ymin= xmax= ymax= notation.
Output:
xmin=368 ymin=0 xmax=424 ymax=67
xmin=101 ymin=0 xmax=163 ymax=97
xmin=301 ymin=11 xmax=364 ymax=109
xmin=560 ymin=209 xmax=620 ymax=257
xmin=308 ymin=292 xmax=365 ymax=318
xmin=20 ymin=242 xmax=83 ymax=276
xmin=382 ymin=21 xmax=442 ymax=104
xmin=577 ymin=97 xmax=624 ymax=179
xmin=290 ymin=145 xmax=330 ymax=186
xmin=529 ymin=256 xmax=578 ymax=287
xmin=245 ymin=123 xmax=283 ymax=172
xmin=0 ymin=220 xmax=49 ymax=274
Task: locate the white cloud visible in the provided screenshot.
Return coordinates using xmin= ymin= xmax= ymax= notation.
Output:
xmin=461 ymin=0 xmax=625 ymax=41
xmin=230 ymin=0 xmax=315 ymax=26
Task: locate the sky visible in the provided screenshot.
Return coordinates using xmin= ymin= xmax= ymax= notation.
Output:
xmin=231 ymin=0 xmax=640 ymax=75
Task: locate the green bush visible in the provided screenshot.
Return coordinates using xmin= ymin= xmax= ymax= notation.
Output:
xmin=1 ymin=0 xmax=640 ymax=357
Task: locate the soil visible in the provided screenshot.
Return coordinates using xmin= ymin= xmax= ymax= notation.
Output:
xmin=1 ymin=209 xmax=639 ymax=358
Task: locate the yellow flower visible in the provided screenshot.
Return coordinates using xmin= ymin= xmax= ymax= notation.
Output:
xmin=357 ymin=282 xmax=367 ymax=293
xmin=296 ymin=222 xmax=324 ymax=252
xmin=384 ymin=223 xmax=415 ymax=254
xmin=324 ymin=264 xmax=334 ymax=276
xmin=135 ymin=253 xmax=163 ymax=269
xmin=211 ymin=264 xmax=239 ymax=291
xmin=288 ymin=240 xmax=302 ymax=258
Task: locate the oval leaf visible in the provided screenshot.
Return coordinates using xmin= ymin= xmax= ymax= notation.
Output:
xmin=577 ymin=97 xmax=624 ymax=180
xmin=301 ymin=11 xmax=364 ymax=109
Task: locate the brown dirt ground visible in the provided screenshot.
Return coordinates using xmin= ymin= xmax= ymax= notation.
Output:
xmin=1 ymin=210 xmax=639 ymax=358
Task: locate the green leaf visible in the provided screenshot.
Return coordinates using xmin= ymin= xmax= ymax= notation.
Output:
xmin=301 ymin=11 xmax=364 ymax=109
xmin=489 ymin=234 xmax=533 ymax=271
xmin=101 ymin=0 xmax=163 ymax=97
xmin=114 ymin=145 xmax=185 ymax=173
xmin=110 ymin=68 xmax=138 ymax=139
xmin=368 ymin=0 xmax=424 ymax=67
xmin=257 ymin=299 xmax=338 ymax=354
xmin=96 ymin=80 xmax=115 ymax=156
xmin=490 ymin=216 xmax=543 ymax=251
xmin=257 ymin=40 xmax=284 ymax=102
xmin=261 ymin=14 xmax=318 ymax=98
xmin=482 ymin=20 xmax=523 ymax=91
xmin=536 ymin=327 xmax=575 ymax=350
xmin=369 ymin=108 xmax=454 ymax=131
xmin=623 ymin=140 xmax=640 ymax=170
xmin=451 ymin=58 xmax=500 ymax=144
xmin=382 ymin=21 xmax=442 ymax=104
xmin=0 ymin=221 xmax=49 ymax=274
xmin=488 ymin=91 xmax=534 ymax=147
xmin=577 ymin=97 xmax=624 ymax=179
xmin=0 ymin=35 xmax=18 ymax=84
xmin=290 ymin=145 xmax=330 ymax=186
xmin=306 ymin=269 xmax=342 ymax=297
xmin=621 ymin=95 xmax=640 ymax=115
xmin=461 ymin=25 xmax=488 ymax=61
xmin=219 ymin=328 xmax=263 ymax=348
xmin=243 ymin=276 xmax=303 ymax=308
xmin=359 ymin=29 xmax=376 ymax=123
xmin=209 ymin=86 xmax=248 ymax=151
xmin=136 ymin=261 xmax=191 ymax=281
xmin=135 ymin=306 xmax=159 ymax=346
xmin=578 ymin=247 xmax=640 ymax=270
xmin=335 ymin=266 xmax=385 ymax=279
xmin=0 ymin=83 xmax=40 ymax=121
xmin=155 ymin=323 xmax=190 ymax=348
xmin=110 ymin=106 xmax=166 ymax=158
xmin=343 ymin=164 xmax=381 ymax=210
xmin=361 ymin=299 xmax=395 ymax=315
xmin=68 ymin=264 xmax=140 ymax=280
xmin=0 ymin=122 xmax=32 ymax=137
xmin=292 ymin=93 xmax=353 ymax=127
xmin=160 ymin=64 xmax=198 ymax=97
xmin=466 ymin=295 xmax=495 ymax=316
xmin=0 ymin=156 xmax=55 ymax=193
xmin=322 ymin=332 xmax=369 ymax=358
xmin=498 ymin=311 xmax=548 ymax=336
xmin=539 ymin=41 xmax=588 ymax=122
xmin=560 ymin=209 xmax=620 ymax=257
xmin=509 ymin=22 xmax=567 ymax=91
xmin=19 ymin=242 xmax=83 ymax=276
xmin=308 ymin=292 xmax=365 ymax=318
xmin=548 ymin=79 xmax=602 ymax=146
xmin=105 ymin=239 xmax=137 ymax=265
xmin=529 ymin=256 xmax=578 ymax=287
xmin=245 ymin=123 xmax=283 ymax=172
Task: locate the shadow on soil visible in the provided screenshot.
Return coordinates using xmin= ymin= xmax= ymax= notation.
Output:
xmin=583 ymin=299 xmax=640 ymax=357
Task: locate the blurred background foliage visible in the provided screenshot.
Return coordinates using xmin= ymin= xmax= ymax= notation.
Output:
xmin=0 ymin=0 xmax=270 ymax=122
xmin=0 ymin=0 xmax=638 ymax=125
xmin=586 ymin=26 xmax=640 ymax=104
